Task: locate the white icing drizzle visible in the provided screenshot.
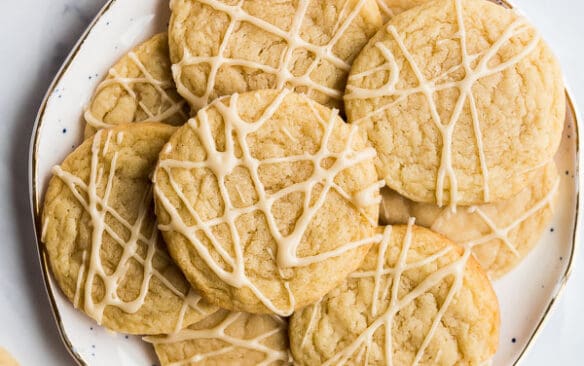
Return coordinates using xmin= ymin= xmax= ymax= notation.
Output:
xmin=460 ymin=176 xmax=560 ymax=256
xmin=51 ymin=130 xmax=209 ymax=327
xmin=73 ymin=250 xmax=88 ymax=308
xmin=172 ymin=0 xmax=369 ymax=110
xmin=346 ymin=0 xmax=540 ymax=209
xmin=102 ymin=130 xmax=114 ymax=156
xmin=375 ymin=0 xmax=395 ymax=19
xmin=280 ymin=126 xmax=298 ymax=143
xmin=85 ymin=50 xmax=187 ymax=130
xmin=41 ymin=216 xmax=49 ymax=242
xmin=145 ymin=312 xmax=291 ymax=366
xmin=154 ymin=90 xmax=382 ymax=316
xmin=301 ymin=219 xmax=487 ymax=365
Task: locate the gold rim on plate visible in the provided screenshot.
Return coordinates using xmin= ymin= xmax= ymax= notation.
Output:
xmin=27 ymin=0 xmax=582 ymax=365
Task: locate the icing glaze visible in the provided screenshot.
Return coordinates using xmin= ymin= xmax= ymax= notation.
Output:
xmin=50 ymin=129 xmax=209 ymax=328
xmin=346 ymin=0 xmax=540 ymax=209
xmin=375 ymin=0 xmax=395 ymax=18
xmin=172 ymin=0 xmax=370 ymax=110
xmin=85 ymin=50 xmax=187 ymax=130
xmin=460 ymin=175 xmax=560 ymax=256
xmin=145 ymin=312 xmax=291 ymax=366
xmin=299 ymin=219 xmax=492 ymax=365
xmin=154 ymin=89 xmax=382 ymax=316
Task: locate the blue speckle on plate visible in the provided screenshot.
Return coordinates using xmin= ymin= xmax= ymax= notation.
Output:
xmin=512 ymin=338 xmax=517 ymax=343
xmin=92 ymin=344 xmax=96 ymax=349
xmin=62 ymin=128 xmax=67 ymax=134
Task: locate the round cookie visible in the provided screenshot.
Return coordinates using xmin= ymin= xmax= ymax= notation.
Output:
xmin=168 ymin=0 xmax=382 ymax=111
xmin=290 ymin=223 xmax=500 ymax=365
xmin=0 ymin=348 xmax=19 ymax=366
xmin=145 ymin=310 xmax=291 ymax=365
xmin=345 ymin=0 xmax=565 ymax=208
xmin=42 ymin=123 xmax=216 ymax=334
xmin=379 ymin=162 xmax=559 ymax=278
xmin=84 ymin=33 xmax=188 ymax=137
xmin=375 ymin=0 xmax=432 ymax=22
xmin=153 ymin=89 xmax=382 ymax=315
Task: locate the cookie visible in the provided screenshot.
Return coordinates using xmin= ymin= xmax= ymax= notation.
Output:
xmin=375 ymin=0 xmax=431 ymax=22
xmin=380 ymin=162 xmax=559 ymax=278
xmin=42 ymin=123 xmax=216 ymax=334
xmin=345 ymin=0 xmax=565 ymax=208
xmin=168 ymin=0 xmax=382 ymax=111
xmin=0 ymin=348 xmax=19 ymax=366
xmin=84 ymin=33 xmax=188 ymax=137
xmin=290 ymin=223 xmax=500 ymax=365
xmin=145 ymin=310 xmax=291 ymax=365
xmin=153 ymin=89 xmax=382 ymax=315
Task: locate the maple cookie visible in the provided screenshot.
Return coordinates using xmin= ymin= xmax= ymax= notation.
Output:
xmin=84 ymin=33 xmax=188 ymax=137
xmin=345 ymin=0 xmax=565 ymax=208
xmin=290 ymin=222 xmax=500 ymax=366
xmin=380 ymin=162 xmax=559 ymax=278
xmin=0 ymin=347 xmax=19 ymax=366
xmin=42 ymin=123 xmax=216 ymax=334
xmin=145 ymin=309 xmax=291 ymax=365
xmin=375 ymin=0 xmax=431 ymax=22
xmin=153 ymin=89 xmax=382 ymax=315
xmin=168 ymin=0 xmax=382 ymax=111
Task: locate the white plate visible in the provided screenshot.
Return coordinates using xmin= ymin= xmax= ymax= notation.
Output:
xmin=29 ymin=0 xmax=581 ymax=365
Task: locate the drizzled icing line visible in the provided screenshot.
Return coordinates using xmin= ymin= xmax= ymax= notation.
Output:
xmin=346 ymin=0 xmax=540 ymax=209
xmin=299 ymin=219 xmax=489 ymax=365
xmin=145 ymin=312 xmax=291 ymax=366
xmin=172 ymin=0 xmax=369 ymax=110
xmin=459 ymin=175 xmax=560 ymax=257
xmin=375 ymin=0 xmax=395 ymax=19
xmin=51 ymin=129 xmax=208 ymax=328
xmin=154 ymin=89 xmax=382 ymax=316
xmin=85 ymin=49 xmax=187 ymax=130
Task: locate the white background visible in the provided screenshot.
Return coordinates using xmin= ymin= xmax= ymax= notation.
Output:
xmin=0 ymin=0 xmax=581 ymax=364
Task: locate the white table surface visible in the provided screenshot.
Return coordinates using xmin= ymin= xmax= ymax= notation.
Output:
xmin=0 ymin=0 xmax=581 ymax=364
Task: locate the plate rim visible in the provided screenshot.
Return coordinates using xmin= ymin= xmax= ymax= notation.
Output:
xmin=27 ymin=0 xmax=582 ymax=365
xmin=28 ymin=0 xmax=118 ymax=365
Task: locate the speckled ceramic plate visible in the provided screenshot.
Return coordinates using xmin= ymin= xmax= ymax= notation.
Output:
xmin=29 ymin=0 xmax=581 ymax=365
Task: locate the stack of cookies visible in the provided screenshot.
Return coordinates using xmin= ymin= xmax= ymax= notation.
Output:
xmin=41 ymin=0 xmax=565 ymax=364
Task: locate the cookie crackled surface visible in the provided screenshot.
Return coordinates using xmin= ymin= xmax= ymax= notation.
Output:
xmin=290 ymin=222 xmax=500 ymax=365
xmin=380 ymin=162 xmax=560 ymax=278
xmin=153 ymin=89 xmax=382 ymax=315
xmin=84 ymin=33 xmax=188 ymax=137
xmin=42 ymin=123 xmax=216 ymax=334
xmin=345 ymin=0 xmax=565 ymax=207
xmin=168 ymin=0 xmax=382 ymax=111
xmin=145 ymin=310 xmax=291 ymax=365
xmin=375 ymin=0 xmax=432 ymax=22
